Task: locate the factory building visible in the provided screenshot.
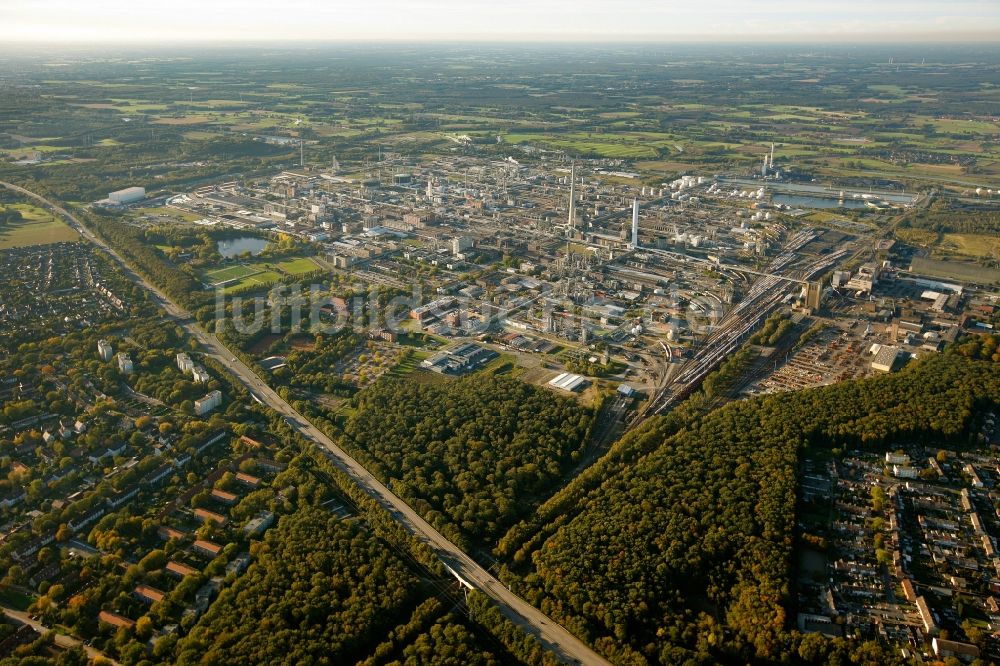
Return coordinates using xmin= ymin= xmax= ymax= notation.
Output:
xmin=547 ymin=372 xmax=587 ymax=392
xmin=871 ymin=345 xmax=902 ymax=373
xmin=108 ymin=187 xmax=146 ymax=205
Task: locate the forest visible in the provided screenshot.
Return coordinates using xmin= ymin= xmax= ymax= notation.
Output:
xmin=83 ymin=211 xmax=207 ymax=310
xmin=900 ymin=201 xmax=1000 ymax=235
xmin=174 ymin=505 xmax=514 ymax=665
xmin=497 ymin=353 xmax=1000 ymax=665
xmin=954 ymin=332 xmax=1000 ymax=363
xmin=338 ymin=375 xmax=592 ymax=549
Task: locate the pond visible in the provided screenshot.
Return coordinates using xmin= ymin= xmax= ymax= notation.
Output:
xmin=773 ymin=193 xmax=870 ymax=210
xmin=218 ymin=237 xmax=268 ymax=258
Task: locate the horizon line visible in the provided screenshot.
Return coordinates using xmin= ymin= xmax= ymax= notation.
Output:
xmin=4 ymin=30 xmax=1000 ymax=48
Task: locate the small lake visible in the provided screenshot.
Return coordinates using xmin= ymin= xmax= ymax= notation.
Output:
xmin=218 ymin=237 xmax=268 ymax=258
xmin=773 ymin=194 xmax=870 ymax=210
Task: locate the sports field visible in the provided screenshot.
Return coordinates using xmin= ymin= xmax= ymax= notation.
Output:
xmin=204 ymin=264 xmax=262 ymax=285
xmin=226 ymin=270 xmax=282 ymax=291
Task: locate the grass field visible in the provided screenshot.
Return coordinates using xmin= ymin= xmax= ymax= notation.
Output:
xmin=387 ymin=350 xmax=430 ymax=378
xmin=135 ymin=206 xmax=203 ymax=222
xmin=204 ymin=255 xmax=321 ymax=288
xmin=0 ymin=204 xmax=80 ymax=248
xmin=910 ymin=257 xmax=1000 ymax=284
xmin=941 ymin=233 xmax=1000 ymax=260
xmin=231 ymin=270 xmax=282 ymax=291
xmin=204 ymin=264 xmax=262 ymax=285
xmin=504 ymin=132 xmax=660 ymax=159
xmin=274 ymin=257 xmax=321 ymax=275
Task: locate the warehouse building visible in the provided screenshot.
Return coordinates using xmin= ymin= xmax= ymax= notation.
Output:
xmin=108 ymin=187 xmax=146 ymax=205
xmin=547 ymin=372 xmax=587 ymax=392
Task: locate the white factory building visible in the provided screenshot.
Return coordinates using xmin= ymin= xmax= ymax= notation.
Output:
xmin=547 ymin=372 xmax=587 ymax=392
xmin=108 ymin=187 xmax=146 ymax=205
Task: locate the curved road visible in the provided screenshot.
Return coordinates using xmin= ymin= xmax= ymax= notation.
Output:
xmin=0 ymin=181 xmax=609 ymax=666
xmin=1 ymin=606 xmax=120 ymax=665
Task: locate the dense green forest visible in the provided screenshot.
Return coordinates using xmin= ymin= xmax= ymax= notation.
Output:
xmin=900 ymin=202 xmax=1000 ymax=235
xmin=83 ymin=211 xmax=208 ymax=309
xmin=497 ymin=353 xmax=1000 ymax=665
xmin=954 ymin=332 xmax=1000 ymax=363
xmin=174 ymin=506 xmax=423 ymax=664
xmin=174 ymin=505 xmax=517 ymax=665
xmin=338 ymin=375 xmax=592 ymax=548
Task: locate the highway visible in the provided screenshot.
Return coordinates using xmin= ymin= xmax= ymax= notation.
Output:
xmin=0 ymin=181 xmax=610 ymax=666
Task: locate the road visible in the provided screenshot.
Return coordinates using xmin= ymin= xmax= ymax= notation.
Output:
xmin=0 ymin=181 xmax=610 ymax=666
xmin=1 ymin=606 xmax=120 ymax=665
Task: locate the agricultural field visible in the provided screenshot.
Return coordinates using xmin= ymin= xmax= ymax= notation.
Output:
xmin=1 ymin=46 xmax=998 ymax=204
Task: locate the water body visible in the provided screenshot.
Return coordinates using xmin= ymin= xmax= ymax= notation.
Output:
xmin=218 ymin=237 xmax=268 ymax=258
xmin=719 ymin=177 xmax=917 ymax=205
xmin=773 ymin=193 xmax=870 ymax=210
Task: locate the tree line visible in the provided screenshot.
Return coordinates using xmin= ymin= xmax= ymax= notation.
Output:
xmin=498 ymin=353 xmax=1000 ymax=664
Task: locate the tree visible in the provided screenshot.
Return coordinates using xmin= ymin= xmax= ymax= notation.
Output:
xmin=190 ymin=491 xmax=211 ymax=509
xmin=55 ymin=523 xmax=70 ymax=542
xmin=870 ymin=486 xmax=886 ymax=512
xmin=135 ymin=615 xmax=154 ymax=641
xmin=139 ymin=549 xmax=168 ymax=573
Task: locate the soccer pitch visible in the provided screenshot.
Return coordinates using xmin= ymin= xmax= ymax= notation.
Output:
xmin=204 ymin=263 xmax=262 ymax=285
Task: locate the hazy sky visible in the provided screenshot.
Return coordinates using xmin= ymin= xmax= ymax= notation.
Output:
xmin=4 ymin=0 xmax=1000 ymax=43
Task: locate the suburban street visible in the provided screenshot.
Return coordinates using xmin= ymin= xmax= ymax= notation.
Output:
xmin=1 ymin=181 xmax=610 ymax=666
xmin=1 ymin=606 xmax=120 ymax=665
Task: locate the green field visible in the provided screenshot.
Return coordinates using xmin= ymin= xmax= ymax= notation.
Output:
xmin=910 ymin=256 xmax=1000 ymax=284
xmin=135 ymin=206 xmax=203 ymax=222
xmin=387 ymin=350 xmax=430 ymax=378
xmin=225 ymin=270 xmax=282 ymax=292
xmin=941 ymin=233 xmax=1000 ymax=260
xmin=274 ymin=257 xmax=321 ymax=275
xmin=204 ymin=255 xmax=321 ymax=288
xmin=204 ymin=264 xmax=262 ymax=285
xmin=504 ymin=132 xmax=661 ymax=159
xmin=0 ymin=204 xmax=80 ymax=249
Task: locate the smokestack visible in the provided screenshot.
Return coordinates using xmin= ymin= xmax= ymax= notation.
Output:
xmin=631 ymin=199 xmax=639 ymax=248
xmin=567 ymin=162 xmax=576 ymax=232
xmin=769 ymin=142 xmax=775 ymax=168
